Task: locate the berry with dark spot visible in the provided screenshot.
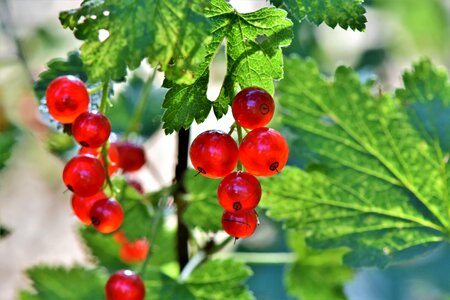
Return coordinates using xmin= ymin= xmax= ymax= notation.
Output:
xmin=239 ymin=127 xmax=288 ymax=176
xmin=232 ymin=87 xmax=275 ymax=129
xmin=89 ymin=198 xmax=123 ymax=234
xmin=217 ymin=171 xmax=261 ymax=212
xmin=189 ymin=130 xmax=238 ymax=178
xmin=63 ymin=154 xmax=106 ymax=197
xmin=72 ymin=112 xmax=111 ymax=148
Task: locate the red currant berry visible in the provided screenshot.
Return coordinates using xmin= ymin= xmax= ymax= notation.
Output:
xmin=189 ymin=130 xmax=238 ymax=178
xmin=221 ymin=210 xmax=258 ymax=238
xmin=232 ymin=87 xmax=275 ymax=129
xmin=114 ymin=142 xmax=146 ymax=172
xmin=89 ymin=198 xmax=124 ymax=234
xmin=45 ymin=76 xmax=89 ymax=124
xmin=105 ymin=270 xmax=145 ymax=300
xmin=239 ymin=127 xmax=288 ymax=176
xmin=63 ymin=154 xmax=106 ymax=197
xmin=71 ymin=191 xmax=107 ymax=225
xmin=217 ymin=172 xmax=261 ymax=212
xmin=119 ymin=239 xmax=149 ymax=263
xmin=72 ymin=112 xmax=111 ymax=148
xmin=79 ymin=143 xmax=120 ymax=175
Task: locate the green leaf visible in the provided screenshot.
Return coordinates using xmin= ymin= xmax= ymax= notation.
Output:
xmin=108 ymin=75 xmax=164 ymax=138
xmin=162 ymin=1 xmax=293 ymax=132
xmin=20 ymin=266 xmax=106 ymax=300
xmin=396 ymin=59 xmax=450 ymax=152
xmin=161 ymin=71 xmax=212 ymax=134
xmin=186 ymin=259 xmax=254 ymax=300
xmin=60 ymin=0 xmax=211 ymax=84
xmin=80 ymin=227 xmax=129 ymax=272
xmin=184 ymin=169 xmax=222 ymax=232
xmin=121 ymin=199 xmax=152 ymax=241
xmin=271 ymin=0 xmax=367 ymax=31
xmin=262 ymin=57 xmax=449 ymax=268
xmin=0 ymin=123 xmax=18 ymax=171
xmin=286 ymin=231 xmax=352 ymax=300
xmin=34 ymin=51 xmax=87 ymax=99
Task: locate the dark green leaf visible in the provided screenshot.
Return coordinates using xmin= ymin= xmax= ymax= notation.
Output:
xmin=34 ymin=51 xmax=87 ymax=99
xmin=396 ymin=59 xmax=450 ymax=152
xmin=60 ymin=0 xmax=212 ymax=84
xmin=271 ymin=0 xmax=367 ymax=31
xmin=161 ymin=71 xmax=212 ymax=134
xmin=163 ymin=1 xmax=293 ymax=132
xmin=80 ymin=227 xmax=129 ymax=272
xmin=262 ymin=57 xmax=449 ymax=268
xmin=20 ymin=266 xmax=106 ymax=300
xmin=286 ymin=231 xmax=352 ymax=300
xmin=184 ymin=169 xmax=222 ymax=232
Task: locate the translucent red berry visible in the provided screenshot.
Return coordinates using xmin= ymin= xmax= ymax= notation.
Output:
xmin=189 ymin=130 xmax=238 ymax=178
xmin=114 ymin=142 xmax=146 ymax=172
xmin=63 ymin=154 xmax=106 ymax=197
xmin=221 ymin=210 xmax=258 ymax=238
xmin=45 ymin=76 xmax=89 ymax=124
xmin=72 ymin=112 xmax=111 ymax=148
xmin=217 ymin=172 xmax=261 ymax=212
xmin=119 ymin=239 xmax=150 ymax=263
xmin=239 ymin=127 xmax=289 ymax=176
xmin=89 ymin=198 xmax=124 ymax=234
xmin=232 ymin=87 xmax=275 ymax=129
xmin=79 ymin=143 xmax=119 ymax=175
xmin=71 ymin=191 xmax=107 ymax=224
xmin=105 ymin=270 xmax=145 ymax=300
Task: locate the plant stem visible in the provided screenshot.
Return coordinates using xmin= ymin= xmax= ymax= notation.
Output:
xmin=175 ymin=128 xmax=190 ymax=272
xmin=236 ymin=124 xmax=243 ymax=171
xmin=125 ymin=69 xmax=157 ymax=137
xmin=99 ymin=81 xmax=110 ymax=114
xmin=88 ymin=85 xmax=103 ymax=95
xmin=99 ymin=81 xmax=114 ymax=194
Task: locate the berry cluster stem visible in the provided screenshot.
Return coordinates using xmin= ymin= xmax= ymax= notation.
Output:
xmin=236 ymin=124 xmax=244 ymax=171
xmin=98 ymin=80 xmax=114 ymax=195
xmin=99 ymin=81 xmax=110 ymax=115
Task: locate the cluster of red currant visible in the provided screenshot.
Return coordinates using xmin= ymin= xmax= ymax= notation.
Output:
xmin=45 ymin=76 xmax=147 ymax=299
xmin=189 ymin=87 xmax=289 ymax=239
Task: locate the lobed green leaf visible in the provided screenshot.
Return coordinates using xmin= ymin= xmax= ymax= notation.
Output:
xmin=19 ymin=266 xmax=106 ymax=300
xmin=59 ymin=0 xmax=211 ymax=84
xmin=271 ymin=0 xmax=367 ymax=31
xmin=262 ymin=57 xmax=450 ymax=267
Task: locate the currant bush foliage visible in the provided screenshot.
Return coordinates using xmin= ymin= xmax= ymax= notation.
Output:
xmin=60 ymin=0 xmax=211 ymax=84
xmin=286 ymin=231 xmax=352 ymax=300
xmin=270 ymin=0 xmax=366 ymax=30
xmin=262 ymin=57 xmax=450 ymax=267
xmin=19 ymin=266 xmax=106 ymax=300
